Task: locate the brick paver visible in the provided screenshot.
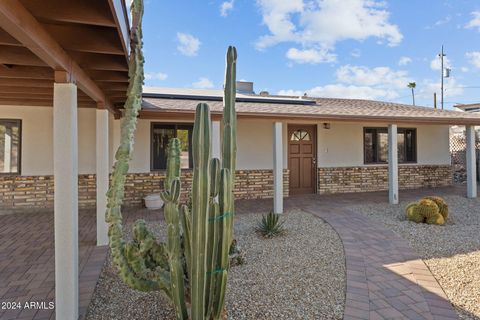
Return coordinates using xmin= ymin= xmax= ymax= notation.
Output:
xmin=0 ymin=210 xmax=107 ymax=320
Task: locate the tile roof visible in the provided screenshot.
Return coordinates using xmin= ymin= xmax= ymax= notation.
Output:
xmin=141 ymin=94 xmax=480 ymax=125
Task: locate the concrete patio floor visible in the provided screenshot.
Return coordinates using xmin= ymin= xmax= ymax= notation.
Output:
xmin=0 ymin=184 xmax=472 ymax=320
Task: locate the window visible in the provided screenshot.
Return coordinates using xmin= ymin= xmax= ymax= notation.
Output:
xmin=0 ymin=119 xmax=21 ymax=174
xmin=364 ymin=127 xmax=416 ymax=164
xmin=151 ymin=123 xmax=193 ymax=170
xmin=290 ymin=129 xmax=311 ymax=141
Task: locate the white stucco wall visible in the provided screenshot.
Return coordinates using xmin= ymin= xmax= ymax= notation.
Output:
xmin=317 ymin=122 xmax=451 ymax=167
xmin=0 ymin=105 xmax=98 ymax=175
xmin=0 ymin=105 xmax=452 ymax=176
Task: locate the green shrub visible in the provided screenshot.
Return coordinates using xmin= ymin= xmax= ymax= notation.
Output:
xmin=255 ymin=211 xmax=286 ymax=238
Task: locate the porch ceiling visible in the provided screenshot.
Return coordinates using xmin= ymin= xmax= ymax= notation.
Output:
xmin=0 ymin=0 xmax=129 ymax=114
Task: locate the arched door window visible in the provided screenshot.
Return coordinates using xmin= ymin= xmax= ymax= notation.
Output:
xmin=290 ymin=129 xmax=311 ymax=141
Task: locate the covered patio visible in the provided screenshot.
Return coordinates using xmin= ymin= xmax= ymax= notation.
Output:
xmin=0 ymin=0 xmax=129 ymax=319
xmin=0 ymin=185 xmax=471 ymax=319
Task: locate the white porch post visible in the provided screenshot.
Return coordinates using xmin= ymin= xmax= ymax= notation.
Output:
xmin=96 ymin=108 xmax=109 ymax=246
xmin=53 ymin=81 xmax=78 ymax=320
xmin=388 ymin=124 xmax=399 ymax=204
xmin=466 ymin=125 xmax=477 ymax=198
xmin=212 ymin=120 xmax=221 ymax=159
xmin=273 ymin=122 xmax=283 ymax=214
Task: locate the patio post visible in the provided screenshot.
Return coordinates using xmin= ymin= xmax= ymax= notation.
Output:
xmin=53 ymin=76 xmax=79 ymax=320
xmin=96 ymin=108 xmax=109 ymax=245
xmin=212 ymin=120 xmax=221 ymax=159
xmin=273 ymin=121 xmax=283 ymax=214
xmin=388 ymin=124 xmax=399 ymax=204
xmin=466 ymin=125 xmax=477 ymax=198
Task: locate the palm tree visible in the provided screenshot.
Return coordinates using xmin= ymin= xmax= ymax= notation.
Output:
xmin=408 ymin=82 xmax=416 ymax=106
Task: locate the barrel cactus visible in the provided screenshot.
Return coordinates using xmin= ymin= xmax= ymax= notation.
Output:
xmin=405 ymin=197 xmax=448 ymax=226
xmin=406 ymin=203 xmax=424 ymax=223
xmin=105 ymin=8 xmax=239 ymax=317
xmin=423 ymin=196 xmax=448 ymax=219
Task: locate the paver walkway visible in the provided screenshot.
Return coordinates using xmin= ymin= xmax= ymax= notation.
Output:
xmin=0 ymin=210 xmax=107 ymax=320
xmin=305 ymin=206 xmax=458 ymax=320
xmin=239 ymin=187 xmax=463 ymax=320
xmin=0 ymin=185 xmax=468 ymax=319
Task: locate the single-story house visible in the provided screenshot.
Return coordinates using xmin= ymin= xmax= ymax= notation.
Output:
xmin=5 ymin=85 xmax=480 ymax=215
xmin=2 ymin=1 xmax=480 ymax=318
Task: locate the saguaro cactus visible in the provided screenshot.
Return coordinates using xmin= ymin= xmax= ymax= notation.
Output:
xmin=105 ymin=3 xmax=238 ymax=314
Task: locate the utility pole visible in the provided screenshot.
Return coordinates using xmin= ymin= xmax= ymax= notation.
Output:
xmin=439 ymin=45 xmax=445 ymax=110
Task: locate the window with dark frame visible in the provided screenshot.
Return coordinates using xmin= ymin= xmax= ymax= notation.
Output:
xmin=0 ymin=119 xmax=21 ymax=174
xmin=363 ymin=127 xmax=416 ymax=164
xmin=151 ymin=123 xmax=193 ymax=170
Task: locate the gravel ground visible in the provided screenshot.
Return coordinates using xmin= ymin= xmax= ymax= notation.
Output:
xmin=86 ymin=209 xmax=346 ymax=320
xmin=355 ymin=195 xmax=480 ymax=320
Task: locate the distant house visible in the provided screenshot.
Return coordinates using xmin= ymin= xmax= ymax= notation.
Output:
xmin=455 ymin=103 xmax=480 ymax=113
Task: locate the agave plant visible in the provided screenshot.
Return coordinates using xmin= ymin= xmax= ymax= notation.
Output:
xmin=256 ymin=211 xmax=286 ymax=238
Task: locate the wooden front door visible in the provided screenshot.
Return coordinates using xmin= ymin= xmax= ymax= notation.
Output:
xmin=288 ymin=125 xmax=316 ymax=194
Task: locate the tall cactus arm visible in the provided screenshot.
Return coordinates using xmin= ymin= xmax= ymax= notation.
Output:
xmin=104 ymin=0 xmax=168 ymax=294
xmin=205 ymin=158 xmax=221 ymax=317
xmin=191 ymin=103 xmax=212 ymax=320
xmin=213 ymin=168 xmax=232 ymax=319
xmin=222 ymin=46 xmax=237 ymax=185
xmin=160 ymin=138 xmax=188 ymax=320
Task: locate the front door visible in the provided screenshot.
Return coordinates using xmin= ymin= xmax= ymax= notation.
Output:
xmin=288 ymin=125 xmax=316 ymax=195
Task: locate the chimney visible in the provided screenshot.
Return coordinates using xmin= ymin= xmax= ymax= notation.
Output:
xmin=236 ymin=81 xmax=254 ymax=94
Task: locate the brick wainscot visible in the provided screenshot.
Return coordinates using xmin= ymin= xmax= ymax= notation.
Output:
xmin=318 ymin=165 xmax=453 ymax=194
xmin=0 ymin=169 xmax=290 ymax=211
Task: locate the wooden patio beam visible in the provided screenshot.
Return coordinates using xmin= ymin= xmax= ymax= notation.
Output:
xmin=0 ymin=78 xmax=53 ymax=87
xmin=0 ymin=0 xmax=115 ymax=112
xmin=20 ymin=0 xmax=116 ymax=27
xmin=0 ymin=46 xmax=47 ymax=67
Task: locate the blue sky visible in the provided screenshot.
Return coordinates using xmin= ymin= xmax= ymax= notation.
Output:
xmin=142 ymin=0 xmax=480 ymax=109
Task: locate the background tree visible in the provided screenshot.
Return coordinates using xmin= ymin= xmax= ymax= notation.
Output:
xmin=408 ymin=82 xmax=416 ymax=106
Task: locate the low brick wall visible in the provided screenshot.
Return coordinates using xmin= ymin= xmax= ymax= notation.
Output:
xmin=318 ymin=165 xmax=453 ymax=194
xmin=0 ymin=169 xmax=290 ymax=210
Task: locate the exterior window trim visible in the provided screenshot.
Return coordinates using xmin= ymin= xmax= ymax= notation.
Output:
xmin=0 ymin=119 xmax=22 ymax=176
xmin=150 ymin=122 xmax=193 ymax=171
xmin=363 ymin=127 xmax=417 ymax=165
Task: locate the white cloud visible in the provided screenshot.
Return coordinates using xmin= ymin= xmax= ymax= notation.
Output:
xmin=350 ymin=49 xmax=361 ymax=58
xmin=419 ymin=78 xmax=464 ymax=99
xmin=461 ymin=66 xmax=469 ymax=73
xmin=256 ymin=0 xmax=402 ymax=64
xmin=426 ymin=15 xmax=452 ymax=29
xmin=176 ymin=32 xmax=201 ymax=56
xmin=465 ymin=11 xmax=480 ymax=31
xmin=192 ymin=77 xmax=214 ymax=89
xmin=398 ymin=56 xmax=412 ymax=66
xmin=220 ymin=0 xmax=234 ymax=17
xmin=145 ymin=72 xmax=168 ymax=81
xmin=279 ymin=85 xmax=396 ymax=100
xmin=278 ymin=64 xmax=413 ymax=100
xmin=286 ymin=48 xmax=336 ymax=64
xmin=336 ymin=65 xmax=412 ymax=89
xmin=430 ymin=54 xmax=451 ymax=71
xmin=466 ymin=51 xmax=480 ymax=68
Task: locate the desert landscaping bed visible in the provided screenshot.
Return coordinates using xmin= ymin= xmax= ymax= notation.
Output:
xmin=86 ymin=209 xmax=346 ymax=320
xmin=355 ymin=195 xmax=480 ymax=320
